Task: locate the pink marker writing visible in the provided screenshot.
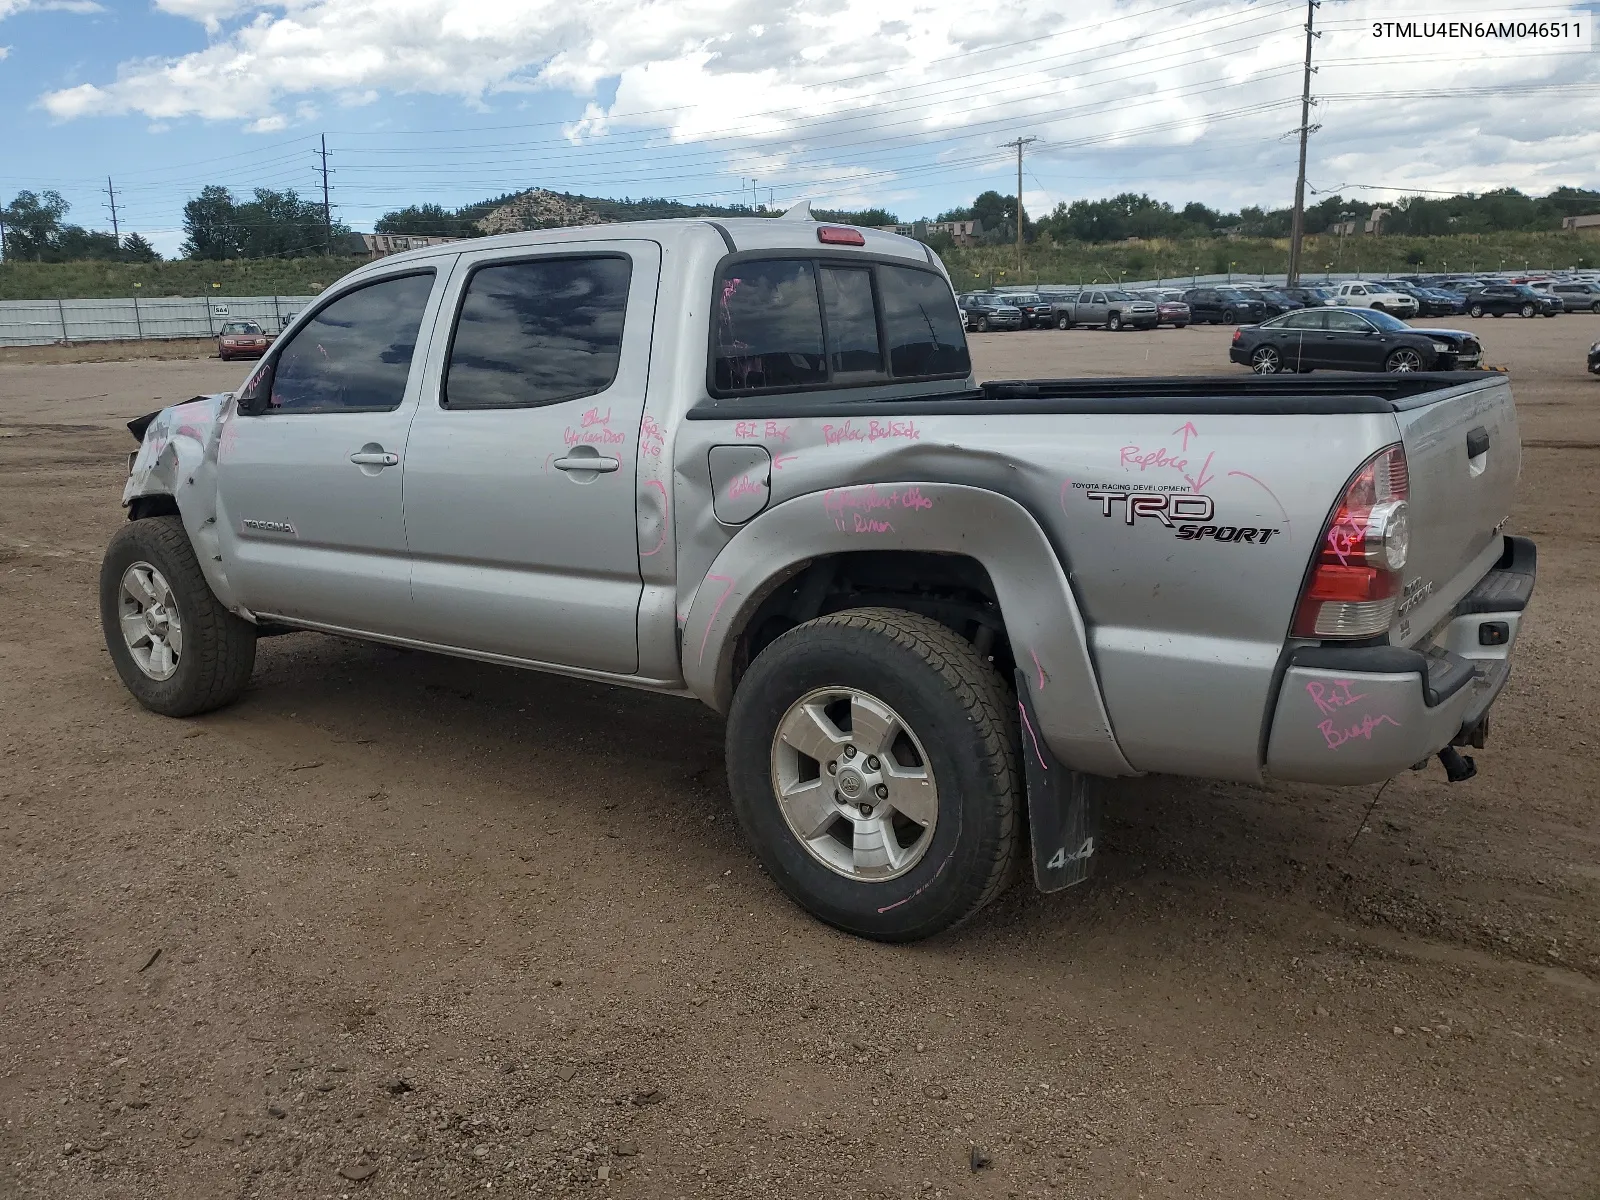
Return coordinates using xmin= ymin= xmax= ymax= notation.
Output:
xmin=1305 ymin=678 xmax=1369 ymax=717
xmin=1320 ymin=713 xmax=1400 ymax=750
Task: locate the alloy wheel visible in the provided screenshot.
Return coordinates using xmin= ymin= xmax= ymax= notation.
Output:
xmin=1250 ymin=347 xmax=1281 ymax=374
xmin=117 ymin=561 xmax=183 ymax=681
xmin=1386 ymin=348 xmax=1423 ymax=373
xmin=770 ymin=686 xmax=939 ymax=882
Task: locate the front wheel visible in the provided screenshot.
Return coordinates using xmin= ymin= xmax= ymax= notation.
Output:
xmin=1174 ymin=323 xmax=1188 ymax=330
xmin=1107 ymin=313 xmax=1123 ymax=332
xmin=976 ymin=316 xmax=990 ymax=333
xmin=1469 ymin=304 xmax=1484 ymax=318
xmin=1221 ymin=308 xmax=1237 ymax=324
xmin=725 ymin=608 xmax=1019 ymax=942
xmin=1385 ymin=347 xmax=1423 ymax=373
xmin=99 ymin=515 xmax=257 ymax=717
xmin=1055 ymin=314 xmax=1072 ymax=330
xmin=1250 ymin=346 xmax=1282 ymax=374
xmin=1520 ymin=303 xmax=1536 ymax=318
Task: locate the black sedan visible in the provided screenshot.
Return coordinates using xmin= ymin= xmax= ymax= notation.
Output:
xmin=1465 ymin=284 xmax=1562 ymax=319
xmin=1229 ymin=307 xmax=1483 ymax=374
xmin=1589 ymin=338 xmax=1600 ymax=375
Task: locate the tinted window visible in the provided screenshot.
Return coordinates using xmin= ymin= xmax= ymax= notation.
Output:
xmin=269 ymin=272 xmax=433 ymax=413
xmin=715 ymin=260 xmax=827 ymax=392
xmin=1279 ymin=310 xmax=1325 ymax=330
xmin=1324 ymin=309 xmax=1375 ymax=333
xmin=222 ymin=321 xmax=261 ymax=334
xmin=878 ymin=264 xmax=970 ymax=378
xmin=820 ymin=267 xmax=883 ymax=377
xmin=445 ymin=256 xmax=631 ymax=410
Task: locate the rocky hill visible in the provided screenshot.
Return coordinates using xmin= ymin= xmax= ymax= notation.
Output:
xmin=475 ymin=190 xmax=610 ymax=234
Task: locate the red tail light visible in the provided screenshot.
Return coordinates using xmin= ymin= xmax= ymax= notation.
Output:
xmin=1292 ymin=444 xmax=1411 ymax=639
xmin=817 ymin=226 xmax=865 ymax=246
xmin=1231 ymin=329 xmax=1242 ymax=343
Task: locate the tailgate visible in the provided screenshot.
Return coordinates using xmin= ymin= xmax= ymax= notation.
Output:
xmin=1389 ymin=375 xmax=1520 ymax=642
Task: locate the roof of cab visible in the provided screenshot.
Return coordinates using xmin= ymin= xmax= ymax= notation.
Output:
xmin=347 ymin=215 xmax=939 ymax=275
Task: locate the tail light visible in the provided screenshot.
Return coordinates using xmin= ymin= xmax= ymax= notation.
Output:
xmin=817 ymin=226 xmax=865 ymax=246
xmin=1231 ymin=329 xmax=1242 ymax=344
xmin=1292 ymin=444 xmax=1411 ymax=639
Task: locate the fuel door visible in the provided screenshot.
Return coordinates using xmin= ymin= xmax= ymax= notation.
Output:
xmin=709 ymin=444 xmax=772 ymax=526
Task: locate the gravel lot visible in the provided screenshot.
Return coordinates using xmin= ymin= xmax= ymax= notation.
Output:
xmin=2 ymin=317 xmax=1597 ymax=1198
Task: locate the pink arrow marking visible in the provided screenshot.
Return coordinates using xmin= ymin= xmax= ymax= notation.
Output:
xmin=1172 ymin=420 xmax=1199 ymax=452
xmin=1183 ymin=450 xmax=1216 ymax=493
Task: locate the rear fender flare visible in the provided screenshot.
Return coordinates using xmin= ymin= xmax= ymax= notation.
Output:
xmin=681 ymin=482 xmax=1134 ymax=777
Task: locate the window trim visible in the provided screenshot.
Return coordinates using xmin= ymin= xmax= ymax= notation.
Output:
xmin=705 ymin=249 xmax=969 ymax=400
xmin=250 ymin=267 xmax=438 ymax=417
xmin=438 ymin=250 xmax=634 ymax=412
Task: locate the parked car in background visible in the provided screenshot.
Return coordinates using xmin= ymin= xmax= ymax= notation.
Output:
xmin=1135 ymin=291 xmax=1190 ymax=327
xmin=957 ymin=293 xmax=1024 ymax=331
xmin=1465 ymin=284 xmax=1562 ymax=319
xmin=1283 ymin=285 xmax=1334 ymax=307
xmin=1589 ymin=338 xmax=1600 ymax=374
xmin=1181 ymin=286 xmax=1268 ymax=325
xmin=992 ymin=292 xmax=1055 ymax=328
xmin=217 ymin=320 xmax=271 ymax=361
xmin=1373 ymin=281 xmax=1456 ymax=318
xmin=1052 ymin=289 xmax=1159 ymax=330
xmin=1536 ymin=280 xmax=1600 ymax=313
xmin=1238 ymin=287 xmax=1302 ymax=318
xmin=1229 ymin=307 xmax=1484 ymax=374
xmin=1329 ymin=281 xmax=1420 ymax=318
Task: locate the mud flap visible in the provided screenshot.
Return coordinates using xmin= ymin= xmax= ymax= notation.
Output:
xmin=1015 ymin=669 xmax=1103 ymax=892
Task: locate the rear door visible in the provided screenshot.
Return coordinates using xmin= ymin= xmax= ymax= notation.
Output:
xmin=1267 ymin=309 xmax=1325 ymax=368
xmin=400 ymin=240 xmax=660 ymax=674
xmin=216 ymin=268 xmax=444 ymax=633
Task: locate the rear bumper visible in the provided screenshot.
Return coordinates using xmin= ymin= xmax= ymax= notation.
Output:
xmin=1265 ymin=535 xmax=1536 ymax=785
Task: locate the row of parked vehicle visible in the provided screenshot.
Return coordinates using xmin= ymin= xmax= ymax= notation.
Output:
xmin=961 ymin=274 xmax=1600 ymax=334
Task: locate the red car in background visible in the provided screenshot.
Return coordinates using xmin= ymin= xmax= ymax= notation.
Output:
xmin=217 ymin=320 xmax=271 ymax=361
xmin=1137 ymin=290 xmax=1191 ymax=328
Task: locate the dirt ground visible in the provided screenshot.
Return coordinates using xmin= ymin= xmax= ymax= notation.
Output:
xmin=1 ymin=317 xmax=1597 ymax=1199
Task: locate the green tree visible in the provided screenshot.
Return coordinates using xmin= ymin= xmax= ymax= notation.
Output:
xmin=121 ymin=232 xmax=161 ymax=262
xmin=376 ymin=203 xmax=475 ymax=237
xmin=182 ymin=185 xmax=241 ymax=260
xmin=2 ymin=189 xmax=70 ymax=260
xmin=52 ymin=226 xmax=122 ymax=260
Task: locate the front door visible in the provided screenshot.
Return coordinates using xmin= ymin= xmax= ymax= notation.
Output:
xmin=216 ymin=269 xmax=445 ymax=634
xmin=401 ymin=241 xmax=661 ymax=675
xmin=1319 ymin=308 xmax=1380 ymax=369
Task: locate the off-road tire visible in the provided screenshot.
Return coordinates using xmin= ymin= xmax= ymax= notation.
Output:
xmin=100 ymin=515 xmax=257 ymax=717
xmin=725 ymin=607 xmax=1020 ymax=942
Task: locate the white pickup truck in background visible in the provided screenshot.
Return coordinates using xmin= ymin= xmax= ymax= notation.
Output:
xmin=1330 ymin=281 xmax=1420 ymax=318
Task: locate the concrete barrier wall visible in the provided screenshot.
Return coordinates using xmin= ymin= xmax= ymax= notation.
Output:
xmin=0 ymin=295 xmax=319 ymax=347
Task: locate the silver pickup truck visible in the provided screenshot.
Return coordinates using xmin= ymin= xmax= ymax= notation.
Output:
xmin=102 ymin=211 xmax=1536 ymax=942
xmin=1052 ymin=288 xmax=1160 ymax=331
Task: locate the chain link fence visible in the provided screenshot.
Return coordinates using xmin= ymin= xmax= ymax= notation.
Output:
xmin=0 ymin=295 xmax=319 ymax=347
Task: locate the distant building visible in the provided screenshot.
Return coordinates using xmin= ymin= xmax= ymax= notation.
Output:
xmin=362 ymin=233 xmax=462 ymax=259
xmin=1329 ymin=207 xmax=1391 ymax=236
xmin=877 ymin=218 xmax=984 ymax=246
xmin=1561 ymin=214 xmax=1600 ymax=232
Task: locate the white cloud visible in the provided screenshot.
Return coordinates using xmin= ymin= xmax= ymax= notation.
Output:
xmin=30 ymin=0 xmax=1600 ymax=213
xmin=2 ymin=0 xmax=103 ymax=17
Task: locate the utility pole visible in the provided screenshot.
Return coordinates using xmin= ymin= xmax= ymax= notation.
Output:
xmin=998 ymin=136 xmax=1036 ymax=275
xmin=103 ymin=176 xmax=121 ymax=243
xmin=317 ymin=134 xmax=333 ymax=253
xmin=1285 ymin=0 xmax=1320 ymax=286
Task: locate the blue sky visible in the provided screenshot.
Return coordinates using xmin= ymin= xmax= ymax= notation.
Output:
xmin=3 ymin=0 xmax=1598 ymax=258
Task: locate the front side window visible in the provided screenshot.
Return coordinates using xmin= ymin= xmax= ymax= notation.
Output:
xmin=268 ymin=272 xmax=434 ymax=413
xmin=445 ymin=255 xmax=631 ymax=410
xmin=1325 ymin=310 xmax=1374 ymax=333
xmin=878 ymin=264 xmax=969 ymax=378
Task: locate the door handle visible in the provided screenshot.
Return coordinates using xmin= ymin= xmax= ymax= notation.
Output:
xmin=554 ymin=454 xmax=620 ymax=473
xmin=350 ymin=450 xmax=399 ymax=467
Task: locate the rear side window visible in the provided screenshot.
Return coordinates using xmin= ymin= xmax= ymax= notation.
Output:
xmin=445 ymin=255 xmax=631 ymax=410
xmin=714 ymin=258 xmax=968 ymax=395
xmin=878 ymin=265 xmax=969 ymax=378
xmin=269 ymin=272 xmax=434 ymax=413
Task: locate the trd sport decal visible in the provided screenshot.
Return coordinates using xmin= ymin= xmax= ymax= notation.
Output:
xmin=1082 ymin=488 xmax=1279 ymax=544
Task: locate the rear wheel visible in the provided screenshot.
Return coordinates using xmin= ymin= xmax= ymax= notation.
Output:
xmin=1469 ymin=304 xmax=1484 ymax=318
xmin=100 ymin=515 xmax=257 ymax=717
xmin=725 ymin=608 xmax=1019 ymax=942
xmin=1384 ymin=347 xmax=1423 ymax=373
xmin=1250 ymin=346 xmax=1282 ymax=374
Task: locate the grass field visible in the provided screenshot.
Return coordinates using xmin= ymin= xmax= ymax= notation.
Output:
xmin=1 ymin=229 xmax=1594 ymax=299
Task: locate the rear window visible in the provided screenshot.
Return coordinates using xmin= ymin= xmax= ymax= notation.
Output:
xmin=714 ymin=258 xmax=968 ymax=394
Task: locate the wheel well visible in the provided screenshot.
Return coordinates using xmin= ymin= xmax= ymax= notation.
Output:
xmin=128 ymin=495 xmax=179 ymax=521
xmin=730 ymin=551 xmax=1014 ymax=691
